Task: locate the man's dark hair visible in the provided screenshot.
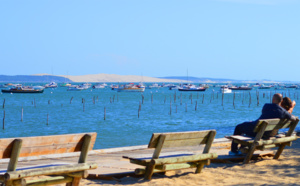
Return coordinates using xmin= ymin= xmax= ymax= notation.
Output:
xmin=273 ymin=93 xmax=283 ymax=104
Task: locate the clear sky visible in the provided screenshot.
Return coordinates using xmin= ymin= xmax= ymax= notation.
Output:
xmin=1 ymin=0 xmax=300 ymax=81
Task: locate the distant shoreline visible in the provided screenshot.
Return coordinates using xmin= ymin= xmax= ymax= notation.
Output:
xmin=0 ymin=74 xmax=298 ymax=83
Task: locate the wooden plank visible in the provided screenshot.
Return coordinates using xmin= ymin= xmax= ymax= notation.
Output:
xmin=4 ymin=163 xmax=97 ymax=181
xmin=255 ymin=136 xmax=298 ymax=146
xmin=148 ymin=130 xmax=212 ymax=148
xmin=25 ymin=176 xmax=73 ymax=186
xmin=254 ymin=119 xmax=292 ymax=132
xmin=153 ymin=153 xmax=218 ymax=165
xmin=0 ymin=133 xmax=97 ymax=159
xmin=162 ymin=137 xmax=208 ymax=148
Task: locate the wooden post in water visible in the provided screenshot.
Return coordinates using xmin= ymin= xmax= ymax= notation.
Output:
xmin=185 ymin=103 xmax=187 ymax=112
xmin=233 ymin=92 xmax=235 ymax=109
xmin=2 ymin=99 xmax=5 ymax=109
xmin=139 ymin=101 xmax=142 ymax=111
xmin=222 ymin=92 xmax=224 ymax=106
xmin=249 ymin=92 xmax=251 ymax=108
xmin=70 ymin=96 xmax=73 ymax=104
xmin=170 ymin=99 xmax=172 ymax=115
xmin=256 ymin=91 xmax=259 ymax=106
xmin=164 ymin=96 xmax=167 ymax=104
xmin=151 ymin=93 xmax=153 ymax=104
xmin=83 ymin=99 xmax=85 ymax=112
xmin=180 ymin=94 xmax=182 ymax=105
xmin=3 ymin=110 xmax=5 ymax=130
xmin=195 ymin=101 xmax=197 ymax=111
xmin=104 ymin=107 xmax=106 ymax=120
xmin=34 ymin=98 xmax=36 ymax=108
xmin=47 ymin=113 xmax=49 ymax=125
xmin=21 ymin=106 xmax=23 ymax=122
xmin=191 ymin=93 xmax=193 ymax=104
xmin=138 ymin=102 xmax=140 ymax=118
xmin=174 ymin=92 xmax=176 ymax=103
xmin=142 ymin=94 xmax=144 ymax=104
xmin=48 ymin=100 xmax=50 ymax=105
xmin=202 ymin=94 xmax=204 ymax=104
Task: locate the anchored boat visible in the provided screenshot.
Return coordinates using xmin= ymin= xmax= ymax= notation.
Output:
xmin=2 ymin=86 xmax=44 ymax=93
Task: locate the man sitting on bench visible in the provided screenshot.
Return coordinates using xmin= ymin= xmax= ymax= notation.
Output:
xmin=229 ymin=93 xmax=296 ymax=155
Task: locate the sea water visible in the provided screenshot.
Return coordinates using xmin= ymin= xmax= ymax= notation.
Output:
xmin=0 ymin=84 xmax=299 ymax=149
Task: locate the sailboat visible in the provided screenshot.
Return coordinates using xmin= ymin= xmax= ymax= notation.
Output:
xmin=178 ymin=70 xmax=207 ymax=91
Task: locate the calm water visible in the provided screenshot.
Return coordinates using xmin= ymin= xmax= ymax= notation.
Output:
xmin=0 ymin=84 xmax=299 ymax=149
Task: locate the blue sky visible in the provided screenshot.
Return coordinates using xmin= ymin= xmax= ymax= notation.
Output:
xmin=1 ymin=0 xmax=300 ymax=81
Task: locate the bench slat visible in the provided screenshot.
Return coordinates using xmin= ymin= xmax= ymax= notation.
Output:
xmin=148 ymin=130 xmax=212 ymax=148
xmin=0 ymin=133 xmax=97 ymax=159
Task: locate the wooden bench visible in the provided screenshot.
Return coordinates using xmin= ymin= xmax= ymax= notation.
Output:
xmin=123 ymin=130 xmax=218 ymax=180
xmin=0 ymin=132 xmax=98 ymax=186
xmin=226 ymin=118 xmax=299 ymax=164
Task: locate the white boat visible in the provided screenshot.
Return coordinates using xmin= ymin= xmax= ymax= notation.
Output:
xmin=220 ymin=87 xmax=232 ymax=93
xmin=44 ymin=82 xmax=58 ymax=88
xmin=93 ymin=83 xmax=106 ymax=89
xmin=178 ymin=84 xmax=206 ymax=92
xmin=67 ymin=85 xmax=84 ymax=91
xmin=258 ymin=84 xmax=272 ymax=89
xmin=116 ymin=83 xmax=145 ymax=92
xmin=148 ymin=83 xmax=160 ymax=89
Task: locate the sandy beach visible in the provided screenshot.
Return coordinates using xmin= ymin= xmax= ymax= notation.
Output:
xmin=82 ymin=139 xmax=300 ymax=186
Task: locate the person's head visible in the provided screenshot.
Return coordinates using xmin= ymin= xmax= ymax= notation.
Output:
xmin=281 ymin=97 xmax=293 ymax=111
xmin=272 ymin=93 xmax=283 ymax=104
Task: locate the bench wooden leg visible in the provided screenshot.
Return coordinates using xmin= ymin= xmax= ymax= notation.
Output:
xmin=243 ymin=144 xmax=257 ymax=164
xmin=195 ymin=163 xmax=205 ymax=173
xmin=273 ymin=144 xmax=286 ymax=159
xmin=144 ymin=164 xmax=155 ymax=180
xmin=66 ymin=177 xmax=81 ymax=186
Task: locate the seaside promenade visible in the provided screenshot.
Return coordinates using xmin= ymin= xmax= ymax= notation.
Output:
xmin=2 ymin=137 xmax=299 ymax=185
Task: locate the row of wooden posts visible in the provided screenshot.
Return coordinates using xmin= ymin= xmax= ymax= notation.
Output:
xmin=2 ymin=90 xmax=299 ymax=129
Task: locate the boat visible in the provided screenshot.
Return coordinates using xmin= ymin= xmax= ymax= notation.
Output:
xmin=67 ymin=85 xmax=85 ymax=91
xmin=0 ymin=84 xmax=8 ymax=88
xmin=92 ymin=83 xmax=106 ymax=89
xmin=110 ymin=84 xmax=119 ymax=90
xmin=148 ymin=83 xmax=160 ymax=89
xmin=60 ymin=83 xmax=72 ymax=87
xmin=258 ymin=84 xmax=272 ymax=89
xmin=44 ymin=82 xmax=58 ymax=88
xmin=169 ymin=85 xmax=180 ymax=90
xmin=178 ymin=84 xmax=206 ymax=91
xmin=220 ymin=86 xmax=232 ymax=93
xmin=2 ymin=86 xmax=44 ymax=93
xmin=285 ymin=85 xmax=298 ymax=88
xmin=116 ymin=83 xmax=145 ymax=92
xmin=229 ymin=85 xmax=252 ymax=90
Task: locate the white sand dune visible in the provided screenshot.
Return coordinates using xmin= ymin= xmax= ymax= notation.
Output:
xmin=57 ymin=73 xmax=182 ymax=83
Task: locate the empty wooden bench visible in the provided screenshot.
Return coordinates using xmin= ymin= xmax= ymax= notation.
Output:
xmin=0 ymin=132 xmax=97 ymax=186
xmin=123 ymin=130 xmax=218 ymax=180
xmin=226 ymin=118 xmax=299 ymax=164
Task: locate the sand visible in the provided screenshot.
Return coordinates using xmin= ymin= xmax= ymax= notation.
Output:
xmin=57 ymin=74 xmax=182 ymax=83
xmin=81 ymin=139 xmax=300 ymax=186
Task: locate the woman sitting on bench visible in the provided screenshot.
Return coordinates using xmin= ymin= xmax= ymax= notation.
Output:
xmin=229 ymin=94 xmax=296 ymax=156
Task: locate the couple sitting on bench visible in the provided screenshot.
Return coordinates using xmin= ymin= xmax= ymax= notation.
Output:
xmin=229 ymin=93 xmax=297 ymax=156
